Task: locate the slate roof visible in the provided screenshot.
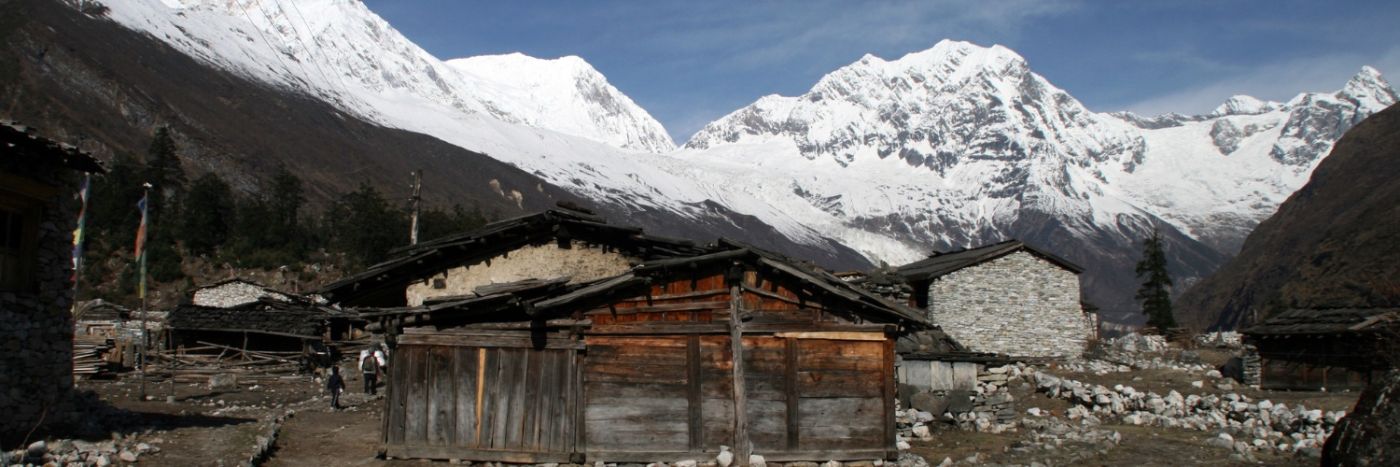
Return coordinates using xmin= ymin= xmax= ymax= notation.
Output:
xmin=166 ymin=302 xmax=331 ymax=338
xmin=1242 ymin=308 xmax=1400 ymax=336
xmin=190 ymin=278 xmax=309 ymax=307
xmin=895 ymin=240 xmax=1083 ymax=283
xmin=318 ymin=206 xmax=714 ymax=305
xmin=1 ymin=121 xmax=105 ymax=173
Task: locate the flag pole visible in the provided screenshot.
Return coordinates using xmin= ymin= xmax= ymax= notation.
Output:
xmin=138 ymin=182 xmax=151 ymax=401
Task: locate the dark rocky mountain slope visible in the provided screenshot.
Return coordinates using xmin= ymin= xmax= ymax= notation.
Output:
xmin=1177 ymin=103 xmax=1400 ymax=329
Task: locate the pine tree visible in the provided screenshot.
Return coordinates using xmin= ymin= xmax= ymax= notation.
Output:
xmin=324 ymin=183 xmax=408 ymax=266
xmin=143 ymin=127 xmax=186 ymax=228
xmin=1135 ymin=229 xmax=1176 ymax=333
xmin=418 ymin=203 xmax=490 ymax=242
xmin=267 ymin=165 xmax=305 ymax=244
xmin=180 ymin=173 xmax=236 ymax=256
xmin=141 ymin=127 xmax=185 ymax=282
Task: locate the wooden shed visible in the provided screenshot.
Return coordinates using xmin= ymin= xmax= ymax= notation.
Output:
xmin=357 ymin=242 xmax=928 ymax=463
xmin=1242 ymin=307 xmax=1399 ymax=391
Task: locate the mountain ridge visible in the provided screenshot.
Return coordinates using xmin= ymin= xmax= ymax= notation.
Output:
xmin=52 ymin=2 xmax=1400 ymax=324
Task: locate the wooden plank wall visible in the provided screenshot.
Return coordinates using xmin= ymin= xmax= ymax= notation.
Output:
xmin=1261 ymin=358 xmax=1372 ymax=391
xmin=583 ymin=336 xmax=691 ymax=452
xmin=384 ymin=267 xmax=896 ymax=462
xmin=793 ymin=339 xmax=886 ymax=452
xmin=384 ymin=343 xmax=578 ymax=461
xmin=580 ymin=333 xmax=892 ymax=460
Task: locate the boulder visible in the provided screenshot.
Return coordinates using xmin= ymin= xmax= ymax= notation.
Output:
xmin=909 ymin=392 xmax=949 ymax=417
xmin=1322 ymin=369 xmax=1400 ymax=466
xmin=944 ymin=390 xmax=975 ymax=414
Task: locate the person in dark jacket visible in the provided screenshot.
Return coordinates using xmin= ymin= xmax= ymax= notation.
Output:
xmin=360 ymin=350 xmax=378 ymax=395
xmin=327 ymin=366 xmax=345 ymax=409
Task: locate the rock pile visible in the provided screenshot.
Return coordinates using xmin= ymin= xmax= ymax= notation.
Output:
xmin=1193 ymin=332 xmax=1243 ymax=348
xmin=1 ymin=434 xmax=160 ymax=466
xmin=1030 ymin=370 xmax=1340 ymax=457
xmin=1015 ymin=415 xmax=1123 ymax=457
xmin=1079 ymin=333 xmax=1213 ymax=373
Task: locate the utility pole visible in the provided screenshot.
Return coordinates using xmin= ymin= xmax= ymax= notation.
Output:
xmin=409 ymin=170 xmax=422 ymax=245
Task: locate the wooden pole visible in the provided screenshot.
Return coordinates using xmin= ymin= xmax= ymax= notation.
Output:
xmin=138 ymin=182 xmax=150 ymax=401
xmin=409 ymin=170 xmax=422 ymax=246
xmin=728 ymin=267 xmax=751 ymax=465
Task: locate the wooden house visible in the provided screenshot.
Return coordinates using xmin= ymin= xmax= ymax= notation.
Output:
xmin=894 ymin=240 xmax=1093 ymax=359
xmin=1242 ymin=308 xmax=1399 ymax=391
xmin=331 ymin=229 xmax=928 ymax=463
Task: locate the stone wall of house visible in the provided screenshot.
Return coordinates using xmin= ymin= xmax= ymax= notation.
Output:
xmin=928 ymin=251 xmax=1090 ymax=358
xmin=405 ymin=241 xmax=635 ymax=306
xmin=0 ymin=166 xmax=78 ymax=440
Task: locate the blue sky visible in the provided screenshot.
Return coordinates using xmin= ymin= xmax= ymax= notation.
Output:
xmin=363 ymin=0 xmax=1400 ymax=144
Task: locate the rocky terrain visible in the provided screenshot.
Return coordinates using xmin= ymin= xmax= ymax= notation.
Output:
xmin=2 ymin=332 xmax=1361 ymax=466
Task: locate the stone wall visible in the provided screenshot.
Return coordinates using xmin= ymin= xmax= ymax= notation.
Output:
xmin=405 ymin=241 xmax=635 ymax=306
xmin=927 ymin=251 xmax=1090 ymax=358
xmin=0 ymin=165 xmax=78 ymax=441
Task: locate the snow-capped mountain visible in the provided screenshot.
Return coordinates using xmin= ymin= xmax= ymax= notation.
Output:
xmin=686 ymin=41 xmax=1395 ymax=259
xmin=101 ymin=0 xmax=674 ymax=152
xmin=89 ymin=1 xmax=1396 ymax=323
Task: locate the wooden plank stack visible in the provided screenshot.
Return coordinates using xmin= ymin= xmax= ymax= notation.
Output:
xmin=72 ymin=335 xmax=114 ymax=377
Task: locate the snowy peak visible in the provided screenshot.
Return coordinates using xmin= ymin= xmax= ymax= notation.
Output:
xmin=446 ymin=53 xmax=675 ymax=152
xmin=100 ymin=0 xmax=673 ymax=152
xmin=1210 ymin=95 xmax=1280 ymax=117
xmin=686 ymin=39 xmax=1140 ymax=178
xmin=1271 ymin=67 xmax=1397 ymax=166
xmin=1338 ymin=66 xmax=1397 ymax=110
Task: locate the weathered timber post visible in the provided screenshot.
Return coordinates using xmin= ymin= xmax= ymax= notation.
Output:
xmin=409 ymin=170 xmax=422 ymax=246
xmin=727 ymin=263 xmax=751 ymax=465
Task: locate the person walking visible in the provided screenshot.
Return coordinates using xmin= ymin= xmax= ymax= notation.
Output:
xmin=327 ymin=366 xmax=345 ymax=409
xmin=360 ymin=349 xmax=379 ymax=395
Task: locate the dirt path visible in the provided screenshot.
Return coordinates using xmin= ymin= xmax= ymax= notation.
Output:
xmin=264 ymin=392 xmax=422 ymax=467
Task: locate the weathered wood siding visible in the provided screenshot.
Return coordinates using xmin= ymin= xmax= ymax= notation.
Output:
xmin=1260 ymin=358 xmax=1373 ymax=391
xmin=384 ymin=331 xmax=580 ymax=462
xmin=584 ymin=336 xmax=691 ymax=452
xmin=578 ymin=334 xmax=893 ymax=460
xmin=386 ymin=269 xmax=898 ymax=462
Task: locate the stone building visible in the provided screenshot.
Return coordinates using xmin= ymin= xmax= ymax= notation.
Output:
xmin=895 ymin=240 xmax=1093 ymax=359
xmin=1 ymin=122 xmax=104 ymax=442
